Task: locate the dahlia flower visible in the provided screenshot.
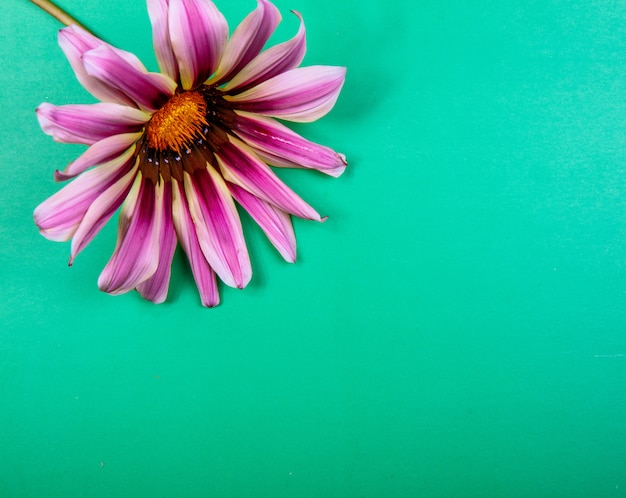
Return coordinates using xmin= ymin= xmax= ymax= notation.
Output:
xmin=34 ymin=0 xmax=346 ymax=306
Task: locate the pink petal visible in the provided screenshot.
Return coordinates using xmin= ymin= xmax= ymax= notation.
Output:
xmin=61 ymin=25 xmax=147 ymax=70
xmin=58 ymin=25 xmax=146 ymax=106
xmin=171 ymin=179 xmax=220 ymax=307
xmin=137 ymin=182 xmax=177 ymax=303
xmin=34 ymin=147 xmax=136 ymax=241
xmin=216 ymin=138 xmax=321 ymax=221
xmin=168 ymin=0 xmax=228 ymax=89
xmin=37 ymin=102 xmax=149 ymax=145
xmin=222 ymin=10 xmax=306 ymax=92
xmin=147 ymin=0 xmax=179 ymax=82
xmin=55 ymin=132 xmax=141 ymax=181
xmin=69 ymin=162 xmax=139 ymax=264
xmin=183 ymin=167 xmax=251 ymax=289
xmin=229 ymin=182 xmax=296 ymax=262
xmin=97 ymin=176 xmax=161 ymax=295
xmin=232 ymin=111 xmax=346 ymax=177
xmin=210 ymin=0 xmax=281 ymax=85
xmin=226 ymin=65 xmax=346 ymax=122
xmin=83 ymin=45 xmax=177 ymax=112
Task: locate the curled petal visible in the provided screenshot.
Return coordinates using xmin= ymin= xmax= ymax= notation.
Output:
xmin=34 ymin=148 xmax=136 ymax=241
xmin=229 ymin=182 xmax=296 ymax=262
xmin=232 ymin=111 xmax=346 ymax=177
xmin=55 ymin=132 xmax=141 ymax=181
xmin=217 ymin=138 xmax=321 ymax=221
xmin=223 ymin=10 xmax=306 ymax=92
xmin=58 ymin=25 xmax=146 ymax=106
xmin=147 ymin=0 xmax=179 ymax=82
xmin=37 ymin=102 xmax=149 ymax=145
xmin=171 ymin=179 xmax=220 ymax=307
xmin=83 ymin=45 xmax=177 ymax=112
xmin=60 ymin=25 xmax=147 ymax=70
xmin=137 ymin=182 xmax=177 ymax=303
xmin=98 ymin=175 xmax=161 ymax=295
xmin=184 ymin=167 xmax=251 ymax=289
xmin=168 ymin=0 xmax=228 ymax=89
xmin=225 ymin=65 xmax=346 ymax=122
xmin=211 ymin=0 xmax=281 ymax=85
xmin=69 ymin=161 xmax=139 ymax=264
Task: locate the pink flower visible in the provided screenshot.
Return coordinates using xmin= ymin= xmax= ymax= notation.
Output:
xmin=34 ymin=0 xmax=347 ymax=307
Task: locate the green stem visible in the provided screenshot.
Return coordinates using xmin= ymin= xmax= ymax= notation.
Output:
xmin=29 ymin=0 xmax=93 ymax=34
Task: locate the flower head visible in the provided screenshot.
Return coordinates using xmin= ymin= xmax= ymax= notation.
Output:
xmin=34 ymin=0 xmax=346 ymax=306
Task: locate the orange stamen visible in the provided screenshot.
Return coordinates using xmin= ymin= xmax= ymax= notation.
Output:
xmin=146 ymin=91 xmax=208 ymax=153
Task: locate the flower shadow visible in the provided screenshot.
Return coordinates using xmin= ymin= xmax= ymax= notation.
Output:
xmin=302 ymin=1 xmax=407 ymax=123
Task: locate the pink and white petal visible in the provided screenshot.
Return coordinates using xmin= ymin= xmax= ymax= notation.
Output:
xmin=210 ymin=0 xmax=281 ymax=85
xmin=232 ymin=111 xmax=346 ymax=177
xmin=184 ymin=167 xmax=251 ymax=289
xmin=34 ymin=147 xmax=136 ymax=241
xmin=58 ymin=25 xmax=147 ymax=106
xmin=60 ymin=25 xmax=147 ymax=71
xmin=229 ymin=182 xmax=296 ymax=262
xmin=83 ymin=45 xmax=177 ymax=112
xmin=137 ymin=182 xmax=177 ymax=303
xmin=55 ymin=132 xmax=141 ymax=181
xmin=216 ymin=138 xmax=321 ymax=221
xmin=37 ymin=102 xmax=149 ymax=145
xmin=97 ymin=175 xmax=161 ymax=295
xmin=171 ymin=179 xmax=220 ymax=307
xmin=222 ymin=10 xmax=305 ymax=92
xmin=69 ymin=161 xmax=139 ymax=264
xmin=147 ymin=0 xmax=179 ymax=82
xmin=226 ymin=65 xmax=346 ymax=122
xmin=168 ymin=0 xmax=228 ymax=89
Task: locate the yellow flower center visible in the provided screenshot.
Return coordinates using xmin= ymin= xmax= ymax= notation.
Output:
xmin=146 ymin=91 xmax=208 ymax=153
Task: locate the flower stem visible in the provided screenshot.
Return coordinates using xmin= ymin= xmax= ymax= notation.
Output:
xmin=29 ymin=0 xmax=93 ymax=34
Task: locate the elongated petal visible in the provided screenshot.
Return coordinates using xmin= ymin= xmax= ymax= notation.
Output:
xmin=37 ymin=102 xmax=149 ymax=145
xmin=58 ymin=25 xmax=146 ymax=106
xmin=217 ymin=138 xmax=321 ymax=221
xmin=168 ymin=0 xmax=228 ymax=89
xmin=210 ymin=0 xmax=281 ymax=85
xmin=69 ymin=161 xmax=139 ymax=263
xmin=147 ymin=0 xmax=179 ymax=82
xmin=229 ymin=182 xmax=296 ymax=262
xmin=34 ymin=147 xmax=136 ymax=241
xmin=55 ymin=132 xmax=141 ymax=181
xmin=232 ymin=111 xmax=346 ymax=177
xmin=171 ymin=179 xmax=220 ymax=307
xmin=222 ymin=11 xmax=305 ymax=92
xmin=83 ymin=45 xmax=176 ymax=112
xmin=226 ymin=65 xmax=346 ymax=122
xmin=60 ymin=25 xmax=147 ymax=71
xmin=137 ymin=182 xmax=177 ymax=303
xmin=98 ymin=175 xmax=161 ymax=295
xmin=184 ymin=167 xmax=251 ymax=289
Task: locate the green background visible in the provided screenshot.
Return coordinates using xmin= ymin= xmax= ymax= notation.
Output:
xmin=1 ymin=0 xmax=626 ymax=496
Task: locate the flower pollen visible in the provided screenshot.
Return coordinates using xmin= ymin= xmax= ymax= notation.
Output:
xmin=146 ymin=91 xmax=208 ymax=153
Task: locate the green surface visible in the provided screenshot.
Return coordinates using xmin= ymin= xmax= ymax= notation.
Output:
xmin=1 ymin=0 xmax=626 ymax=496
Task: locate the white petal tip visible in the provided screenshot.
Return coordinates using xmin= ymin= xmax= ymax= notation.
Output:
xmin=201 ymin=299 xmax=220 ymax=308
xmin=54 ymin=170 xmax=71 ymax=182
